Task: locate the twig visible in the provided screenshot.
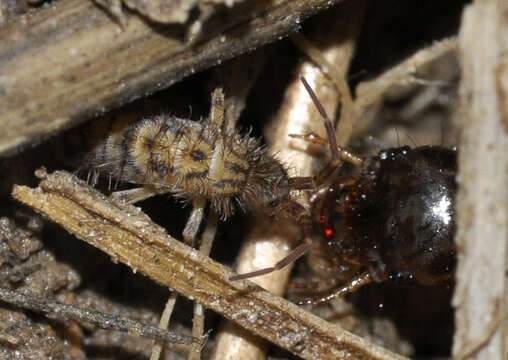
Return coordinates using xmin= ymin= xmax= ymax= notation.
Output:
xmin=0 ymin=0 xmax=344 ymax=156
xmin=0 ymin=287 xmax=197 ymax=345
xmin=188 ymin=213 xmax=219 ymax=360
xmin=149 ymin=292 xmax=179 ymax=360
xmin=452 ymin=1 xmax=508 ymax=359
xmin=354 ymin=37 xmax=457 ymax=133
xmin=12 ymin=169 xmax=407 ymax=360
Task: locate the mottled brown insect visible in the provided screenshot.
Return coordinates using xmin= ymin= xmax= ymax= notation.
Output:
xmin=80 ymin=89 xmax=304 ymax=221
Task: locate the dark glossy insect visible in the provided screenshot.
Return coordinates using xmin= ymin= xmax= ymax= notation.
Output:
xmin=231 ymin=77 xmax=457 ymax=305
xmin=302 ymin=145 xmax=457 ymax=304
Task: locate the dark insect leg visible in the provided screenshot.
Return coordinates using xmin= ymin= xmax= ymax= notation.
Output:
xmin=289 ymin=132 xmax=365 ymax=167
xmin=297 ymin=272 xmax=372 ymax=306
xmin=326 ymin=175 xmax=357 ymax=189
xmin=229 ymin=236 xmax=313 ymax=281
xmin=288 ymin=277 xmax=340 ymax=294
xmin=290 ymin=175 xmax=357 ymax=193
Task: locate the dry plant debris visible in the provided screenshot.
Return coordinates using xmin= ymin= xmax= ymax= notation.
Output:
xmin=0 ymin=0 xmax=343 ymax=156
xmin=12 ymin=169 xmax=407 ymax=360
xmin=0 ymin=215 xmax=82 ymax=359
xmin=0 ymin=215 xmax=80 ymax=298
xmin=0 ymin=305 xmax=78 ymax=360
xmin=93 ymin=0 xmax=198 ymax=25
xmin=0 ymin=287 xmax=196 ymax=345
xmin=2 ymin=0 xmax=504 ymax=359
xmin=452 ymin=0 xmax=508 ymax=359
xmin=0 ymin=212 xmax=196 ymax=357
xmin=354 ymin=37 xmax=458 ymax=128
xmin=93 ymin=0 xmax=247 ymax=25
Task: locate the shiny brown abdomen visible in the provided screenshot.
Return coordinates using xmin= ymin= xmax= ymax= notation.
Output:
xmin=322 ymin=146 xmax=457 ymax=286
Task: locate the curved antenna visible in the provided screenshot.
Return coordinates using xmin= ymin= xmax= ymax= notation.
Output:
xmin=299 ymin=76 xmax=340 ymax=162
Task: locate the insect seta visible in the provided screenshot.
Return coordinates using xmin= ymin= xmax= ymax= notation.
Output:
xmin=79 ymin=89 xmax=307 ymax=221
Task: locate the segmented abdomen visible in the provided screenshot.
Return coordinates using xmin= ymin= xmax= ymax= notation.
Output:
xmin=83 ymin=115 xmax=251 ymax=202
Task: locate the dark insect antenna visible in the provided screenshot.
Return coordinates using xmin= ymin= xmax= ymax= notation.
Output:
xmin=229 ymin=76 xmax=346 ymax=281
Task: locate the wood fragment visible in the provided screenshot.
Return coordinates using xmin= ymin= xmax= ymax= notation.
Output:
xmin=12 ymin=169 xmax=407 ymax=360
xmin=452 ymin=0 xmax=508 ymax=359
xmin=0 ymin=0 xmax=344 ymax=156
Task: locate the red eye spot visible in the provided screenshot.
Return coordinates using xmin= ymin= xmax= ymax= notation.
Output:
xmin=325 ymin=227 xmax=333 ymax=238
xmin=319 ymin=215 xmax=326 ymax=224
